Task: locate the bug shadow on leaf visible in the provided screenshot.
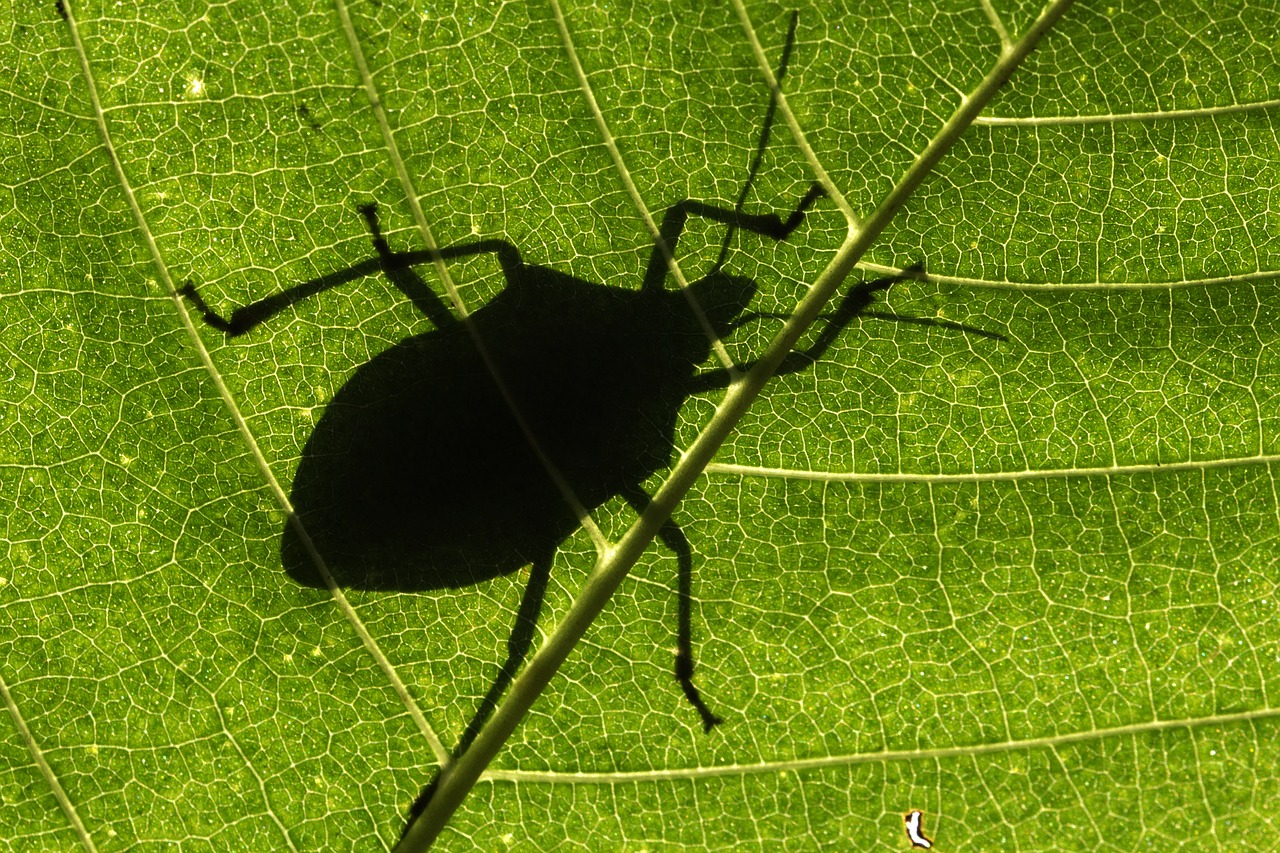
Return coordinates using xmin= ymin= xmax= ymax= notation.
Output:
xmin=262 ymin=242 xmax=766 ymax=767
xmin=175 ymin=10 xmax=1008 ymax=839
xmin=184 ymin=194 xmax=998 ymax=836
xmin=184 ymin=167 xmax=836 ymax=741
xmin=277 ymin=261 xmax=749 ymax=594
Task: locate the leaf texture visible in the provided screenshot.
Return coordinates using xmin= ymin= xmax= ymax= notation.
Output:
xmin=2 ymin=0 xmax=1278 ymax=850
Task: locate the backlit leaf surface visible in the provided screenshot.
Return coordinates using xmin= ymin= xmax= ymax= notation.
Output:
xmin=2 ymin=0 xmax=1278 ymax=849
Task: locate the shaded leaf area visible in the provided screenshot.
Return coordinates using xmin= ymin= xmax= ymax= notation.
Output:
xmin=1 ymin=0 xmax=1277 ymax=849
xmin=990 ymin=2 xmax=1280 ymax=117
xmin=784 ymin=0 xmax=1280 ymax=277
xmin=883 ymin=115 xmax=1280 ymax=284
xmin=868 ymin=2 xmax=1280 ymax=281
xmin=473 ymin=465 xmax=1280 ymax=847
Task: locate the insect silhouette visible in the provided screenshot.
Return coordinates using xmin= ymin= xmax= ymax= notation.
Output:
xmin=178 ymin=13 xmax=919 ymax=789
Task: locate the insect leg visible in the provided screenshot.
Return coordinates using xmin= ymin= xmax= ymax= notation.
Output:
xmin=621 ymin=485 xmax=722 ymax=732
xmin=767 ymin=261 xmax=1008 ymax=376
xmin=642 ymin=183 xmax=826 ymax=292
xmin=180 ymin=202 xmax=464 ymax=336
xmin=403 ymin=547 xmax=555 ymax=832
xmin=452 ymin=547 xmax=554 ymax=758
xmin=179 ymin=257 xmax=383 ymax=336
xmin=640 ymin=12 xmax=808 ymax=292
xmin=357 ymin=207 xmax=538 ymax=318
xmin=768 ymin=271 xmax=896 ymax=376
xmin=358 ymin=203 xmax=459 ymax=330
xmin=686 ymin=182 xmax=827 ymax=241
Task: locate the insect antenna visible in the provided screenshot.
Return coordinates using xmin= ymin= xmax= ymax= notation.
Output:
xmin=711 ymin=10 xmax=801 ymax=274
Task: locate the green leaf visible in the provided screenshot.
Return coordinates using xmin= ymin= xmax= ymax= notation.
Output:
xmin=3 ymin=0 xmax=1278 ymax=850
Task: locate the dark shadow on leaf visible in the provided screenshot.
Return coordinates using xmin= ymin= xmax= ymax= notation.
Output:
xmin=175 ymin=11 xmax=1000 ymax=841
xmin=190 ymin=206 xmax=930 ymax=840
xmin=278 ymin=263 xmax=741 ymax=593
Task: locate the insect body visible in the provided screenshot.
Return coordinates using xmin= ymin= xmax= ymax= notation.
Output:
xmin=178 ymin=10 xmax=893 ymax=749
xmin=278 ymin=229 xmax=763 ymax=595
xmin=183 ymin=185 xmax=869 ymax=741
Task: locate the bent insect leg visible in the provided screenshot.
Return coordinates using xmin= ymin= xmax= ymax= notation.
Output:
xmin=404 ymin=545 xmax=557 ymax=829
xmin=641 ymin=182 xmax=827 ymax=292
xmin=181 ymin=203 xmax=534 ymax=337
xmin=180 ymin=202 xmax=460 ymax=336
xmin=621 ymin=484 xmax=722 ymax=732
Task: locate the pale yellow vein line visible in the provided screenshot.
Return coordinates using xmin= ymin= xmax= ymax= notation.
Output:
xmin=0 ymin=671 xmax=98 ymax=852
xmin=975 ymin=98 xmax=1280 ymax=126
xmin=547 ymin=0 xmax=737 ymax=375
xmin=62 ymin=3 xmax=309 ymax=846
xmin=201 ymin=686 xmax=301 ymax=853
xmin=331 ymin=0 xmax=465 ymax=319
xmin=281 ymin=518 xmax=450 ymax=766
xmin=333 ymin=0 xmax=610 ymax=558
xmin=707 ymin=453 xmax=1280 ymax=484
xmin=857 ymin=261 xmax=1279 ymax=291
xmin=484 ymin=706 xmax=1280 ymax=784
xmin=731 ymin=0 xmax=859 ymax=225
xmin=977 ymin=0 xmax=1012 ymax=52
xmin=63 ymin=0 xmax=449 ymax=771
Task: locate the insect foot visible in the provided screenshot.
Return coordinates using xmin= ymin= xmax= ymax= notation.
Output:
xmin=675 ymin=649 xmax=723 ymax=732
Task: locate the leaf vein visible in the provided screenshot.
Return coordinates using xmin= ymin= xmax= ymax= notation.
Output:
xmin=483 ymin=706 xmax=1280 ymax=784
xmin=856 ymin=262 xmax=1280 ymax=290
xmin=706 ymin=453 xmax=1280 ymax=483
xmin=0 ymin=670 xmax=98 ymax=852
xmin=976 ymin=98 xmax=1280 ymax=126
